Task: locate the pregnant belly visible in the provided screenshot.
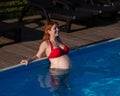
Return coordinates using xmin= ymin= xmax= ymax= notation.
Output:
xmin=50 ymin=55 xmax=71 ymax=69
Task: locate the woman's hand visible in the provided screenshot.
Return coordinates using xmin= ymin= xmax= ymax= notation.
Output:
xmin=20 ymin=56 xmax=38 ymax=65
xmin=20 ymin=59 xmax=29 ymax=65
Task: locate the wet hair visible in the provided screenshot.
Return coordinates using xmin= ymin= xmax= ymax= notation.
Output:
xmin=42 ymin=21 xmax=58 ymax=41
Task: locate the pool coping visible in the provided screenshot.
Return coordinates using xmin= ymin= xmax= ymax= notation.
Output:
xmin=0 ymin=37 xmax=120 ymax=72
xmin=0 ymin=57 xmax=48 ymax=72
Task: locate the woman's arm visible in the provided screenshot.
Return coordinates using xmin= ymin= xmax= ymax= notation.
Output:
xmin=20 ymin=41 xmax=47 ymax=65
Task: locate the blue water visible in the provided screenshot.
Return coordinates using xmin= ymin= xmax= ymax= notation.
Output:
xmin=1 ymin=38 xmax=120 ymax=96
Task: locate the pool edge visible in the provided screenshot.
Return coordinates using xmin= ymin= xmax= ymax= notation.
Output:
xmin=0 ymin=57 xmax=47 ymax=72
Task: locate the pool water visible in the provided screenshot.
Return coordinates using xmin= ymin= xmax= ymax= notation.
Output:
xmin=1 ymin=38 xmax=120 ymax=96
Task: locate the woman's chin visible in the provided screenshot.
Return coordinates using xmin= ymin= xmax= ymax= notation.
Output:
xmin=55 ymin=34 xmax=59 ymax=37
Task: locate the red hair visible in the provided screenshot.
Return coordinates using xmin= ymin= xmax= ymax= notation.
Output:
xmin=42 ymin=21 xmax=58 ymax=41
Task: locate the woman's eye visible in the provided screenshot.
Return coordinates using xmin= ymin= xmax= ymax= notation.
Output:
xmin=55 ymin=27 xmax=57 ymax=30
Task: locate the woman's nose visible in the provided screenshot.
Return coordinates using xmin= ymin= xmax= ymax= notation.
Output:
xmin=56 ymin=28 xmax=59 ymax=31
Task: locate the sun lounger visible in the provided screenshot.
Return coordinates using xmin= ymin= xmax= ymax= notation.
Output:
xmin=19 ymin=0 xmax=94 ymax=32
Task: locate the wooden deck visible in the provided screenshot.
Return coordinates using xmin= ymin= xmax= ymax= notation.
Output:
xmin=0 ymin=15 xmax=120 ymax=69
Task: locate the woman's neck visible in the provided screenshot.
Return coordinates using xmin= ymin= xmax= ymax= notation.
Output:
xmin=50 ymin=37 xmax=59 ymax=42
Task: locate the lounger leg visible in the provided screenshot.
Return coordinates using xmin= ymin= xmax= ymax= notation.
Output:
xmin=13 ymin=25 xmax=22 ymax=42
xmin=65 ymin=19 xmax=72 ymax=33
xmin=18 ymin=4 xmax=32 ymax=22
xmin=42 ymin=8 xmax=51 ymax=22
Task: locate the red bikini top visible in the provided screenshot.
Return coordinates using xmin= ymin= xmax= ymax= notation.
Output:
xmin=48 ymin=40 xmax=69 ymax=59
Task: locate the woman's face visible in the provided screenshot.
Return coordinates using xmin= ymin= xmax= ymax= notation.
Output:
xmin=49 ymin=24 xmax=59 ymax=37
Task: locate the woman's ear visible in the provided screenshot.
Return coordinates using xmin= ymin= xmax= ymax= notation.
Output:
xmin=47 ymin=29 xmax=51 ymax=34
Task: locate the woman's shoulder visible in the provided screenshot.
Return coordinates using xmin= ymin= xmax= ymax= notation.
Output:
xmin=41 ymin=40 xmax=50 ymax=46
xmin=39 ymin=40 xmax=50 ymax=49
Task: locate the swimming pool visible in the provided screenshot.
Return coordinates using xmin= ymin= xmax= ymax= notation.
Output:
xmin=1 ymin=38 xmax=120 ymax=96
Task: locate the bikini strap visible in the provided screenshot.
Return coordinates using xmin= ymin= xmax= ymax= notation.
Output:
xmin=49 ymin=40 xmax=53 ymax=51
